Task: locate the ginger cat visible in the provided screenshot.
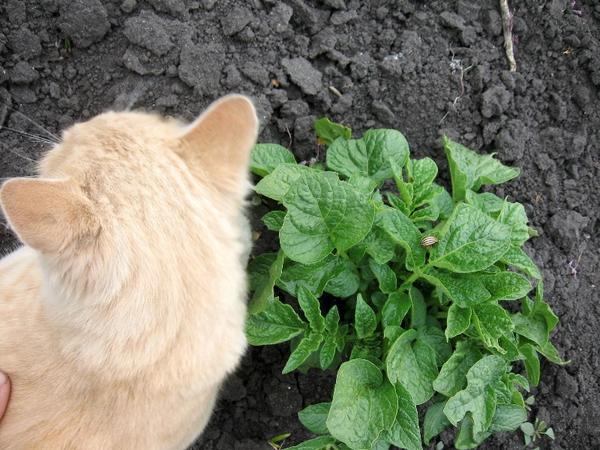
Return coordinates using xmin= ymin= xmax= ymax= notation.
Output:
xmin=0 ymin=95 xmax=258 ymax=449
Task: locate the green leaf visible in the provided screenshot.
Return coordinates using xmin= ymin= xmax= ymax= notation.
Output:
xmin=278 ymin=255 xmax=343 ymax=297
xmin=418 ymin=326 xmax=452 ymax=366
xmin=500 ymin=246 xmax=541 ymax=279
xmin=325 ymin=258 xmax=360 ymax=298
xmin=429 ymin=203 xmax=512 ymax=273
xmin=532 ymin=284 xmax=559 ymax=333
xmin=348 ymin=173 xmax=378 ymax=194
xmin=376 ymin=207 xmax=426 ymax=270
xmin=423 ymin=402 xmax=451 ymax=445
xmin=283 ymin=332 xmax=323 ymax=374
xmin=320 ymin=335 xmax=337 ymax=369
xmin=248 ymin=250 xmax=285 ymax=314
xmin=383 ymin=383 xmax=422 ymax=450
xmin=383 ymin=325 xmax=403 ymax=345
xmin=513 ymin=285 xmax=559 ymax=351
xmin=388 ymin=191 xmax=411 ymax=216
xmin=431 ymin=185 xmax=454 ymax=219
xmin=298 ymin=402 xmax=331 ymax=435
xmin=520 ymin=422 xmax=535 ymax=435
xmin=446 ymin=304 xmax=472 ymax=339
xmin=314 ymin=117 xmax=352 ymax=145
xmin=280 ymin=171 xmax=375 ymax=264
xmin=364 ymin=227 xmax=396 ymax=265
xmin=245 ymin=297 xmax=306 ymax=345
xmin=372 ymin=441 xmax=390 ymax=450
xmin=327 ymin=359 xmax=398 ymax=449
xmin=512 ymin=313 xmax=547 ymax=347
xmin=250 ymin=143 xmax=296 ymax=177
xmin=465 ymin=190 xmax=505 ymax=214
xmin=479 ymin=271 xmax=532 ymax=301
xmin=255 ymin=163 xmax=315 ymax=202
xmin=409 ymin=287 xmax=427 ymax=329
xmin=497 ymin=200 xmax=530 ymax=245
xmin=471 ymin=302 xmax=514 ymax=352
xmin=443 ymin=136 xmax=520 ymax=202
xmin=350 ymin=336 xmax=383 ymax=366
xmin=537 ymin=340 xmax=568 ymax=365
xmin=355 ymin=294 xmax=377 ymax=338
xmin=261 ymin=210 xmax=286 ymax=231
xmin=336 ymin=324 xmax=349 ymax=352
xmin=285 ymin=436 xmax=337 ymax=450
xmin=326 ymin=129 xmax=410 ymax=184
xmin=368 ymin=259 xmax=397 ymax=294
xmin=489 ymin=404 xmax=527 ymax=432
xmin=248 ymin=252 xmax=277 ymax=291
xmin=410 ymin=203 xmax=440 ymax=223
xmin=320 ymin=307 xmax=340 ymax=369
xmin=298 ymin=286 xmax=325 ymax=332
xmin=498 ymin=334 xmax=522 ymax=362
xmin=386 ymin=329 xmax=438 ymax=404
xmin=423 ymin=269 xmax=490 ymax=307
xmin=444 ymin=355 xmax=507 ymax=434
xmin=382 ymin=291 xmax=411 ymax=328
xmin=325 ymin=306 xmax=340 ymax=334
xmin=454 ymin=415 xmax=491 ymax=449
xmin=410 ymin=157 xmax=438 ymax=197
xmin=433 ymin=341 xmax=482 ymax=397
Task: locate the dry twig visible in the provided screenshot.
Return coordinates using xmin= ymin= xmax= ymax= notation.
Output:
xmin=500 ymin=0 xmax=517 ymax=71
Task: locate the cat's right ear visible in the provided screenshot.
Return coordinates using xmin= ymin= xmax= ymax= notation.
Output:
xmin=175 ymin=95 xmax=259 ymax=202
xmin=0 ymin=178 xmax=100 ymax=253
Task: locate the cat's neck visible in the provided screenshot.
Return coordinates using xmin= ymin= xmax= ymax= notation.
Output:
xmin=37 ymin=245 xmax=191 ymax=380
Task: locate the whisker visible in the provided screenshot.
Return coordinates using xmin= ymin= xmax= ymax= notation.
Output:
xmin=1 ymin=146 xmax=38 ymax=164
xmin=0 ymin=103 xmax=60 ymax=142
xmin=0 ymin=126 xmax=56 ymax=145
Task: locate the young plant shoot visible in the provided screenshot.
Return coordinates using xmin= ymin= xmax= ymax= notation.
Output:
xmin=246 ymin=118 xmax=565 ymax=450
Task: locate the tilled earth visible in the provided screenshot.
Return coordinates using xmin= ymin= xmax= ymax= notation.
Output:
xmin=0 ymin=0 xmax=599 ymax=449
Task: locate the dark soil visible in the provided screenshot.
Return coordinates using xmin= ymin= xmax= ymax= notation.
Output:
xmin=1 ymin=0 xmax=599 ymax=449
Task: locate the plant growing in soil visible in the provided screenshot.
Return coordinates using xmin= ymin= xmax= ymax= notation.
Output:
xmin=245 ymin=119 xmax=565 ymax=450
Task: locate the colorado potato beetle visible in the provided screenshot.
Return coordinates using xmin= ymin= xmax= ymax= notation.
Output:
xmin=420 ymin=235 xmax=439 ymax=248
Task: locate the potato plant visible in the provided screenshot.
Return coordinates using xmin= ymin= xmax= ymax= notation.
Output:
xmin=245 ymin=118 xmax=565 ymax=450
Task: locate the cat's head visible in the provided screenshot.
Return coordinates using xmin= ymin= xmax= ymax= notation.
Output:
xmin=0 ymin=94 xmax=258 ymax=259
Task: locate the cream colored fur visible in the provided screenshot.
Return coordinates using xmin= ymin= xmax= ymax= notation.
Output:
xmin=0 ymin=95 xmax=258 ymax=449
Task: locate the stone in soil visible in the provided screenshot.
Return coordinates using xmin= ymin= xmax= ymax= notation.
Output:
xmin=147 ymin=0 xmax=189 ymax=19
xmin=220 ymin=7 xmax=253 ymax=36
xmin=547 ymin=210 xmax=590 ymax=252
xmin=269 ymin=3 xmax=294 ymax=33
xmin=481 ymin=85 xmax=512 ymax=118
xmin=494 ymin=119 xmax=527 ymax=162
xmin=123 ymin=11 xmax=173 ymax=56
xmin=281 ymin=57 xmax=323 ymax=95
xmin=178 ymin=42 xmax=225 ymax=94
xmin=58 ymin=0 xmax=110 ymax=49
xmin=8 ymin=28 xmax=41 ymax=60
xmin=240 ymin=62 xmax=269 ymax=87
xmin=9 ymin=61 xmax=39 ymax=84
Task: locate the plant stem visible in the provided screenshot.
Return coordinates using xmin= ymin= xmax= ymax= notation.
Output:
xmin=401 ymin=270 xmax=422 ymax=289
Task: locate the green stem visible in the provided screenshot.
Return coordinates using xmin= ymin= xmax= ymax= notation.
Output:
xmin=401 ymin=270 xmax=422 ymax=290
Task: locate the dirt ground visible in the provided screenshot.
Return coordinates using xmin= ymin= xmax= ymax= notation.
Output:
xmin=0 ymin=0 xmax=598 ymax=449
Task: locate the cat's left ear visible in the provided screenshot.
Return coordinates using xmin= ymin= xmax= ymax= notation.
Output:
xmin=0 ymin=178 xmax=100 ymax=253
xmin=175 ymin=95 xmax=259 ymax=202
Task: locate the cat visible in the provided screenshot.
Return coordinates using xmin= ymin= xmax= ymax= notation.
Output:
xmin=0 ymin=94 xmax=258 ymax=449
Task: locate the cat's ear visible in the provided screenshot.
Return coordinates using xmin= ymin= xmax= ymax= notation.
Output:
xmin=0 ymin=178 xmax=99 ymax=253
xmin=175 ymin=95 xmax=259 ymax=200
